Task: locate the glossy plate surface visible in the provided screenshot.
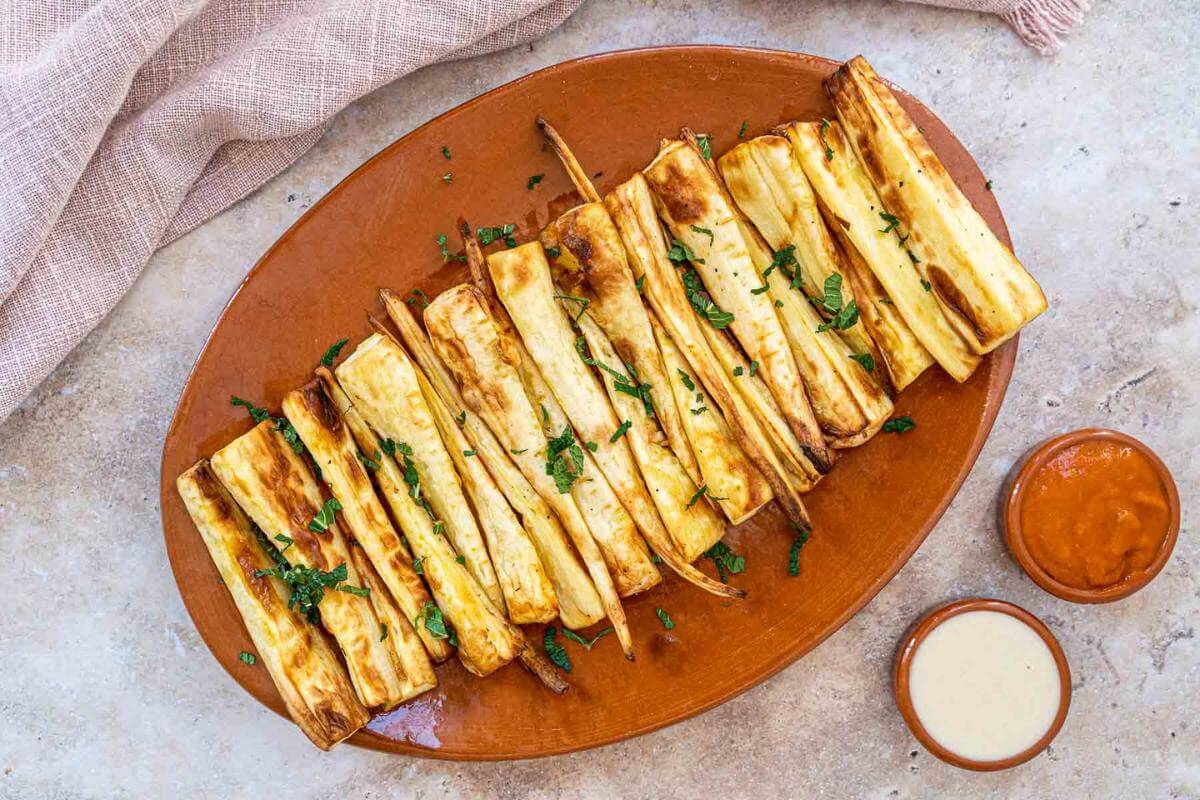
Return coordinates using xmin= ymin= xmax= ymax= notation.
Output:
xmin=160 ymin=46 xmax=1017 ymax=760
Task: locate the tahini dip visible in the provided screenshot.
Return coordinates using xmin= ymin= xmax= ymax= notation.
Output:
xmin=907 ymin=610 xmax=1061 ymax=762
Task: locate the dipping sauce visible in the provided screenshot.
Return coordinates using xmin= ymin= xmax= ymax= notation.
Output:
xmin=1020 ymin=438 xmax=1171 ymax=591
xmin=907 ymin=610 xmax=1062 ymax=763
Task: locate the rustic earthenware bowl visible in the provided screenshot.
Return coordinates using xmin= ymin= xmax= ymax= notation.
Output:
xmin=160 ymin=46 xmax=1018 ymax=759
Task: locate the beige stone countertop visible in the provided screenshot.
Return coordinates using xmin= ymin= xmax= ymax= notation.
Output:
xmin=1 ymin=1 xmax=1195 ymax=797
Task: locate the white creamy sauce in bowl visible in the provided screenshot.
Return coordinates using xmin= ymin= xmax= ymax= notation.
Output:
xmin=907 ymin=610 xmax=1062 ymax=763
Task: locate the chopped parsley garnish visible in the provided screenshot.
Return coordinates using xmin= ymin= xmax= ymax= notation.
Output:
xmin=882 ymin=416 xmax=916 ymax=434
xmin=320 ymin=338 xmax=349 ymax=366
xmin=610 ymin=420 xmax=632 ymax=442
xmin=462 ymin=449 xmax=476 ymax=457
xmin=690 ymin=405 xmax=707 ymax=415
xmin=681 ymin=268 xmax=734 ymax=330
xmin=562 ymin=626 xmax=614 ymax=650
xmin=554 ymin=293 xmax=590 ymax=322
xmin=545 ymin=425 xmax=585 ymax=493
xmin=455 ymin=554 xmax=465 ymax=564
xmin=412 ymin=556 xmax=424 ymax=575
xmin=584 ymin=441 xmax=598 ymax=452
xmin=527 ymin=173 xmax=545 ymax=190
xmin=253 ymin=537 xmax=368 ymax=623
xmin=540 ymin=404 xmax=551 ymax=425
xmin=677 ymin=369 xmax=696 ymax=392
xmin=380 ymin=438 xmax=397 ymax=457
xmin=733 ymin=365 xmax=743 ymax=376
xmin=230 ymin=395 xmax=271 ymax=424
xmin=545 ymin=246 xmax=561 ymax=259
xmin=544 ymin=626 xmax=571 ymax=672
xmin=635 ymin=274 xmax=646 ymax=294
xmin=379 ymin=623 xmax=388 ymax=642
xmin=685 ymin=485 xmax=710 ymax=509
xmin=920 ymin=278 xmax=932 ymax=292
xmin=878 ymin=212 xmax=900 ymax=234
xmin=511 ymin=448 xmax=528 ymax=455
xmin=985 ymin=179 xmax=994 ymax=191
xmin=478 ymin=223 xmax=517 ymax=248
xmin=356 ymin=449 xmax=381 ymax=471
xmin=655 ymin=608 xmax=676 ymax=630
xmin=788 ymin=529 xmax=810 ymax=576
xmin=274 ymin=534 xmax=293 ymax=553
xmin=849 ymin=352 xmax=875 ymax=372
xmin=819 ymin=118 xmax=834 ymax=161
xmin=406 ymin=288 xmax=431 ymax=309
xmin=696 ymin=134 xmax=712 ymax=160
xmin=907 ymin=249 xmax=921 ymax=264
xmin=667 ymin=238 xmax=704 ymax=264
xmin=308 ymin=498 xmax=342 ymax=534
xmin=441 ymin=172 xmax=453 ymax=184
xmin=738 ymin=120 xmax=748 ymax=139
xmin=455 ymin=410 xmax=467 ymax=427
xmin=691 ymin=225 xmax=715 ymax=245
xmin=415 ymin=601 xmax=449 ymax=639
xmin=436 ymin=233 xmax=466 ymax=263
xmin=814 ymin=274 xmax=859 ymax=332
xmin=703 ymin=541 xmax=746 ymax=583
xmin=441 ymin=146 xmax=451 ymax=160
xmin=748 ymin=360 xmax=759 ymax=377
xmin=238 ymin=651 xmax=256 ymax=666
xmin=576 ymin=336 xmax=653 ymax=415
xmin=775 ymin=299 xmax=784 ymax=307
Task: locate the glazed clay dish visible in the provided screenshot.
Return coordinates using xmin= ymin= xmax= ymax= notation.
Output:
xmin=161 ymin=46 xmax=1019 ymax=759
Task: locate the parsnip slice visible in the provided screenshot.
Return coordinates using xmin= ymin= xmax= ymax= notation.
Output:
xmin=827 ymin=56 xmax=1047 ymax=354
xmin=210 ymin=422 xmax=406 ymax=709
xmin=177 ymin=460 xmax=368 ymax=750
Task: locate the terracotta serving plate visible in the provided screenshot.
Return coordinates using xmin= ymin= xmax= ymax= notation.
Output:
xmin=160 ymin=46 xmax=1017 ymax=760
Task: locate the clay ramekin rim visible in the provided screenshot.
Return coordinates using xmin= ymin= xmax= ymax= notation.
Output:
xmin=893 ymin=598 xmax=1072 ymax=772
xmin=1003 ymin=428 xmax=1181 ymax=604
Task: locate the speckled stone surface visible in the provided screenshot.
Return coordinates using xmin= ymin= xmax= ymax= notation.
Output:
xmin=1 ymin=1 xmax=1196 ymax=797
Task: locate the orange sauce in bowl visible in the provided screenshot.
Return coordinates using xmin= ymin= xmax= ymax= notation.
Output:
xmin=1019 ymin=439 xmax=1171 ymax=590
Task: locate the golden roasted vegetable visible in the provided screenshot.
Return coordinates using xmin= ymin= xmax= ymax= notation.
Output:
xmin=604 ymin=172 xmax=812 ymax=528
xmin=319 ymin=367 xmax=522 ymax=678
xmin=488 ymin=242 xmax=743 ymax=598
xmin=717 ymin=135 xmax=880 ymax=363
xmin=282 ymin=379 xmax=448 ymax=667
xmin=827 ymin=56 xmax=1047 ymax=354
xmin=176 ymin=461 xmax=369 ymax=750
xmin=424 ymin=282 xmax=635 ymax=659
xmin=381 ymin=292 xmax=605 ymax=631
xmin=650 ymin=314 xmax=773 ymax=525
xmin=416 ymin=359 xmax=559 ymax=625
xmin=787 ymin=119 xmax=971 ymax=383
xmin=642 ymin=135 xmax=833 ymax=473
xmin=577 ymin=313 xmax=726 ymax=563
xmin=210 ymin=422 xmax=407 ymax=709
xmin=347 ymin=545 xmax=438 ymax=702
xmin=335 ymin=333 xmax=505 ymax=614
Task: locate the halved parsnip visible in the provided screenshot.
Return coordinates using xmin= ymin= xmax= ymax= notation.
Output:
xmin=729 ymin=201 xmax=894 ymax=447
xmin=381 ymin=293 xmax=604 ymax=631
xmin=577 ymin=313 xmax=726 ymax=563
xmin=717 ymin=135 xmax=881 ymax=364
xmin=642 ymin=135 xmax=833 ymax=474
xmin=651 ymin=315 xmax=773 ymax=525
xmin=488 ymin=243 xmax=743 ymax=598
xmin=424 ymin=282 xmax=635 ymax=659
xmin=335 ymin=333 xmax=505 ymax=614
xmin=415 ymin=360 xmax=558 ymax=625
xmin=318 ymin=369 xmax=522 ymax=678
xmin=282 ymin=379 xmax=448 ymax=665
xmin=827 ymin=56 xmax=1047 ymax=354
xmin=787 ymin=119 xmax=969 ymax=384
xmin=605 ymin=172 xmax=812 ymax=528
xmin=347 ymin=545 xmax=438 ymax=701
xmin=176 ymin=461 xmax=368 ymax=750
xmin=210 ymin=422 xmax=406 ymax=709
xmin=315 ymin=367 xmax=453 ymax=663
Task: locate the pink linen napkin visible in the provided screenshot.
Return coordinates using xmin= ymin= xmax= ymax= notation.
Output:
xmin=0 ymin=0 xmax=1086 ymax=424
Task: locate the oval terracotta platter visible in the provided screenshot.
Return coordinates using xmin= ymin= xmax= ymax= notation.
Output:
xmin=160 ymin=46 xmax=1017 ymax=760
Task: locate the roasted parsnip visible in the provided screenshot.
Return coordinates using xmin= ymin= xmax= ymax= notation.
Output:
xmin=210 ymin=422 xmax=407 ymax=709
xmin=786 ymin=119 xmax=972 ymax=383
xmin=827 ymin=56 xmax=1047 ymax=354
xmin=282 ymin=379 xmax=448 ymax=666
xmin=606 ymin=172 xmax=812 ymax=528
xmin=335 ymin=333 xmax=506 ymax=614
xmin=643 ymin=135 xmax=834 ymax=473
xmin=424 ymin=282 xmax=635 ymax=659
xmin=177 ymin=461 xmax=369 ymax=750
xmin=319 ymin=368 xmax=522 ymax=678
xmin=381 ymin=292 xmax=604 ymax=631
xmin=488 ymin=242 xmax=743 ymax=598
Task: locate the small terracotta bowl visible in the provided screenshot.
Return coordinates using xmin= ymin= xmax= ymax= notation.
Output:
xmin=894 ymin=598 xmax=1071 ymax=772
xmin=1003 ymin=428 xmax=1180 ymax=604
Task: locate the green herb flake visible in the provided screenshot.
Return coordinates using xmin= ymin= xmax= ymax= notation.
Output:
xmin=985 ymin=179 xmax=994 ymax=191
xmin=562 ymin=626 xmax=614 ymax=650
xmin=412 ymin=556 xmax=425 ymax=575
xmin=238 ymin=651 xmax=256 ymax=666
xmin=677 ymin=369 xmax=696 ymax=392
xmin=441 ymin=172 xmax=453 ymax=184
xmin=667 ymin=238 xmax=703 ymax=264
xmin=441 ymin=146 xmax=451 ymax=160
xmin=584 ymin=440 xmax=598 ymax=452
xmin=703 ymin=541 xmax=746 ymax=584
xmin=878 ymin=212 xmax=900 ymax=234
xmin=527 ymin=173 xmax=545 ymax=190
xmin=462 ymin=449 xmax=476 ymax=457
xmin=230 ymin=395 xmax=272 ymax=424
xmin=681 ymin=268 xmax=733 ymax=330
xmin=882 ymin=416 xmax=916 ymax=434
xmin=545 ymin=425 xmax=585 ymax=494
xmin=406 ymin=288 xmax=431 ymax=309
xmin=455 ymin=410 xmax=467 ymax=427
xmin=788 ymin=530 xmax=810 ymax=577
xmin=435 ymin=233 xmax=466 ymax=263
xmin=478 ymin=223 xmax=517 ymax=248
xmin=738 ymin=120 xmax=748 ymax=139
xmin=511 ymin=448 xmax=528 ymax=455
xmin=416 ymin=601 xmax=449 ymax=639
xmin=655 ymin=608 xmax=676 ymax=630
xmin=748 ymin=360 xmax=759 ymax=377
xmin=849 ymin=352 xmax=875 ymax=373
xmin=253 ymin=555 xmax=367 ymax=623
xmin=455 ymin=554 xmax=466 ymax=565
xmin=685 ymin=485 xmax=709 ymax=509
xmin=819 ymin=118 xmax=834 ymax=161
xmin=554 ymin=293 xmax=590 ymax=322
xmin=320 ymin=338 xmax=349 ymax=367
xmin=733 ymin=365 xmax=744 ymax=377
xmin=696 ymin=134 xmax=712 ymax=160
xmin=610 ymin=420 xmax=632 ymax=442
xmin=907 ymin=248 xmax=921 ymax=265
xmin=380 ymin=438 xmax=397 ymax=457
xmin=920 ymin=278 xmax=932 ymax=292
xmin=775 ymin=299 xmax=784 ymax=308
xmin=356 ymin=449 xmax=382 ymax=472
xmin=544 ymin=626 xmax=571 ymax=672
xmin=635 ymin=274 xmax=646 ymax=294
xmin=545 ymin=246 xmax=561 ymax=259
xmin=379 ymin=623 xmax=388 ymax=642
xmin=691 ymin=225 xmax=715 ymax=245
xmin=308 ymin=498 xmax=343 ymax=534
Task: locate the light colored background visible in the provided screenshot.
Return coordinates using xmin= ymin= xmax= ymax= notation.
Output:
xmin=1 ymin=0 xmax=1195 ymax=797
